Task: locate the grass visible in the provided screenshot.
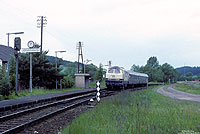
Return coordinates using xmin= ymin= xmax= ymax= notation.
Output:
xmin=173 ymin=84 xmax=200 ymax=95
xmin=89 ymin=81 xmax=106 ymax=89
xmin=62 ymin=86 xmax=200 ymax=134
xmin=0 ymin=88 xmax=81 ymax=101
xmin=163 ymin=85 xmax=168 ymax=91
xmin=177 ymin=81 xmax=187 ymax=84
xmin=148 ymin=82 xmax=164 ymax=85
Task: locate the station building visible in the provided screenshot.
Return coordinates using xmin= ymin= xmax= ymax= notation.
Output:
xmin=0 ymin=44 xmax=14 ymax=70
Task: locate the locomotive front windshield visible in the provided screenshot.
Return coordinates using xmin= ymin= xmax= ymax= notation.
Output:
xmin=108 ymin=68 xmax=121 ymax=73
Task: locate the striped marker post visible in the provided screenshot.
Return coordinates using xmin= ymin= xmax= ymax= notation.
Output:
xmin=96 ymin=81 xmax=100 ymax=102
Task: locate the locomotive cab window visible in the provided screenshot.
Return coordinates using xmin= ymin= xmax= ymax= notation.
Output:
xmin=108 ymin=69 xmax=114 ymax=73
xmin=108 ymin=68 xmax=121 ymax=73
xmin=115 ymin=68 xmax=120 ymax=73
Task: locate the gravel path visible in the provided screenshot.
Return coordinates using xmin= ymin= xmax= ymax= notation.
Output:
xmin=187 ymin=82 xmax=200 ymax=88
xmin=157 ymin=85 xmax=200 ymax=103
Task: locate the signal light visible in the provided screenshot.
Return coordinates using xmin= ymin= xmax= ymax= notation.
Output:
xmin=14 ymin=37 xmax=21 ymax=51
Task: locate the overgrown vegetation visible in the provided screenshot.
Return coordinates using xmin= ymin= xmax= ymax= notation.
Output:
xmin=62 ymin=76 xmax=75 ymax=88
xmin=173 ymin=84 xmax=200 ymax=95
xmin=62 ymin=86 xmax=200 ymax=134
xmin=0 ymin=67 xmax=9 ymax=96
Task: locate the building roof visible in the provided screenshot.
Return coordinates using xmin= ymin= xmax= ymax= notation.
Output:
xmin=0 ymin=44 xmax=14 ymax=62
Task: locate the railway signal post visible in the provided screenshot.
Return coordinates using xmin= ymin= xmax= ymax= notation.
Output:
xmin=14 ymin=37 xmax=21 ymax=96
xmin=96 ymin=81 xmax=100 ymax=102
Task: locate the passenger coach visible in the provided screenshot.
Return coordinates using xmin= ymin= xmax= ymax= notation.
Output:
xmin=106 ymin=66 xmax=148 ymax=89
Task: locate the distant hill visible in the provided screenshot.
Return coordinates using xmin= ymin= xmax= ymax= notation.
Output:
xmin=47 ymin=55 xmax=72 ymax=65
xmin=176 ymin=66 xmax=200 ymax=76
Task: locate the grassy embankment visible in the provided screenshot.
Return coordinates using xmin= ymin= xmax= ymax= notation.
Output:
xmin=173 ymin=84 xmax=200 ymax=95
xmin=62 ymin=86 xmax=200 ymax=134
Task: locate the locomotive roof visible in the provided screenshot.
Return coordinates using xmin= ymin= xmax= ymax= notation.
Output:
xmin=109 ymin=66 xmax=148 ymax=77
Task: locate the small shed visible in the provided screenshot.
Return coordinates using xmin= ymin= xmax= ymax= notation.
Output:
xmin=75 ymin=73 xmax=90 ymax=89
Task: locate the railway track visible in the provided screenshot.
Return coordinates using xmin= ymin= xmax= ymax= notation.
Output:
xmin=0 ymin=85 xmax=151 ymax=134
xmin=0 ymin=89 xmax=116 ymax=134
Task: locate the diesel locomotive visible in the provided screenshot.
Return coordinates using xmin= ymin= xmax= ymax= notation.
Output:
xmin=106 ymin=66 xmax=148 ymax=89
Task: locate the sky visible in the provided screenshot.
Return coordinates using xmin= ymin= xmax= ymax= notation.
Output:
xmin=0 ymin=0 xmax=200 ymax=70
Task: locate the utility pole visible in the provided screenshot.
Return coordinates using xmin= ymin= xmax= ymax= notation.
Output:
xmin=76 ymin=42 xmax=84 ymax=73
xmin=37 ymin=16 xmax=47 ymax=53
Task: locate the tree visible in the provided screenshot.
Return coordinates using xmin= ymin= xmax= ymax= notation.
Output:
xmin=186 ymin=72 xmax=193 ymax=77
xmin=85 ymin=63 xmax=98 ymax=80
xmin=9 ymin=56 xmax=16 ymax=91
xmin=95 ymin=63 xmax=104 ymax=82
xmin=160 ymin=63 xmax=178 ymax=83
xmin=63 ymin=62 xmax=77 ymax=78
xmin=62 ymin=76 xmax=75 ymax=88
xmin=17 ymin=51 xmax=61 ymax=89
xmin=147 ymin=56 xmax=159 ymax=68
xmin=63 ymin=62 xmax=98 ymax=80
xmin=130 ymin=64 xmax=140 ymax=72
xmin=130 ymin=57 xmax=178 ymax=83
xmin=0 ymin=67 xmax=9 ymax=96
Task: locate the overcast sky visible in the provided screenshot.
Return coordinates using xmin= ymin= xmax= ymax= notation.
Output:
xmin=0 ymin=0 xmax=200 ymax=69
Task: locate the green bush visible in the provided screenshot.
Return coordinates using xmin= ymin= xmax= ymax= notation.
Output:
xmin=0 ymin=67 xmax=9 ymax=96
xmin=62 ymin=76 xmax=75 ymax=88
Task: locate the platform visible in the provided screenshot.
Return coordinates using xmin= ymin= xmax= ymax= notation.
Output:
xmin=0 ymin=88 xmax=96 ymax=111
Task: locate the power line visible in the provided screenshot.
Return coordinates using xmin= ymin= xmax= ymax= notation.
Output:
xmin=37 ymin=16 xmax=47 ymax=53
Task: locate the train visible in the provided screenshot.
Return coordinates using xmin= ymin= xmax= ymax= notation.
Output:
xmin=105 ymin=66 xmax=148 ymax=89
